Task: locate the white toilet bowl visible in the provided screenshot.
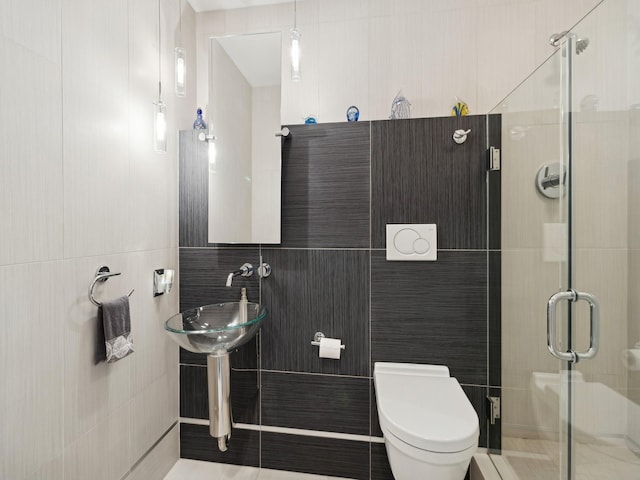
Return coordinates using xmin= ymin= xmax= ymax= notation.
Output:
xmin=374 ymin=363 xmax=479 ymax=480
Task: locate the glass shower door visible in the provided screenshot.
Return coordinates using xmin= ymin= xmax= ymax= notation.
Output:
xmin=564 ymin=0 xmax=640 ymax=477
xmin=490 ymin=0 xmax=640 ymax=478
xmin=488 ymin=41 xmax=571 ymax=479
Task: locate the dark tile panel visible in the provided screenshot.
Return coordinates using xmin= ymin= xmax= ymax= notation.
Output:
xmin=488 ymin=386 xmax=501 ymax=453
xmin=261 ymin=371 xmax=369 ymax=435
xmin=260 ymin=248 xmax=370 ymax=376
xmin=371 ymin=251 xmax=487 ymax=385
xmin=179 ymin=247 xmax=261 ymax=311
xmin=370 ymin=379 xmax=383 ymax=438
xmin=180 ymin=423 xmax=259 ymax=467
xmin=371 ymin=115 xmax=487 ymax=249
xmin=180 ymin=336 xmax=257 ymax=369
xmin=180 ymin=348 xmax=207 ymax=366
xmin=179 ymin=130 xmax=209 ymax=247
xmin=179 ymin=247 xmax=260 ymax=369
xmin=231 ymin=369 xmax=260 ymax=425
xmin=488 ymin=114 xmax=502 ymax=250
xmin=488 ymin=251 xmax=501 ymax=388
xmin=488 ymin=165 xmax=501 ymax=251
xmin=180 ymin=365 xmax=208 ymax=419
xmin=371 ymin=442 xmax=393 ymax=480
xmin=261 ymin=432 xmax=369 ymax=480
xmin=180 ymin=366 xmax=259 ymax=425
xmin=281 ymin=122 xmax=370 ymax=248
xmin=463 ymin=385 xmax=489 ymax=449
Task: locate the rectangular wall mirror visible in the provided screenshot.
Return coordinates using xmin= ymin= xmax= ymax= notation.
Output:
xmin=207 ymin=31 xmax=282 ymax=244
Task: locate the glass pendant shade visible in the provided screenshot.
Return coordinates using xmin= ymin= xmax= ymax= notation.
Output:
xmin=153 ymin=99 xmax=167 ymax=153
xmin=175 ymin=47 xmax=186 ymax=97
xmin=290 ymin=28 xmax=301 ymax=82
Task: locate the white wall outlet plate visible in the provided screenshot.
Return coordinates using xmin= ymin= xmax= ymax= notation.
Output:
xmin=386 ymin=224 xmax=437 ymax=261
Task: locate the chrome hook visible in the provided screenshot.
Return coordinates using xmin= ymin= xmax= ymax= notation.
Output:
xmin=453 ymin=129 xmax=471 ymax=144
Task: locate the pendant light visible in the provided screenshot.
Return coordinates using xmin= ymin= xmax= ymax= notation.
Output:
xmin=154 ymin=0 xmax=167 ymax=153
xmin=175 ymin=0 xmax=186 ymax=97
xmin=290 ymin=0 xmax=301 ymax=82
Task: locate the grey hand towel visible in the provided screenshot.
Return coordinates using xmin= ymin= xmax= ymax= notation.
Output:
xmin=99 ymin=296 xmax=134 ymax=363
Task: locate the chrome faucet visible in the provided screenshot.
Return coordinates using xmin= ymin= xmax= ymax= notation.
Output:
xmin=226 ymin=263 xmax=253 ymax=287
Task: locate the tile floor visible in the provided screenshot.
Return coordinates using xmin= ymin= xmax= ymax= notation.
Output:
xmin=491 ymin=436 xmax=640 ymax=480
xmin=163 ymin=459 xmax=354 ymax=480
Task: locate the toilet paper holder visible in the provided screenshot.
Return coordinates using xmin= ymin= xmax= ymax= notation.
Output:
xmin=311 ymin=332 xmax=345 ymax=350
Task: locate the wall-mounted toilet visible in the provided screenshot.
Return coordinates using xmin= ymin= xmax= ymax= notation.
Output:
xmin=374 ymin=363 xmax=479 ymax=480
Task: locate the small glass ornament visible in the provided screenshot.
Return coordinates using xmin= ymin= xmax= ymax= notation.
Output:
xmin=346 ymin=105 xmax=359 ymax=122
xmin=389 ymin=91 xmax=411 ymax=119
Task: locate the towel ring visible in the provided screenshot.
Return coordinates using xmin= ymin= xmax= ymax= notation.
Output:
xmin=88 ymin=265 xmax=135 ymax=307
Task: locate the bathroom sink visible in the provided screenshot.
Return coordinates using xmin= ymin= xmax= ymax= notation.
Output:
xmin=164 ymin=302 xmax=267 ymax=354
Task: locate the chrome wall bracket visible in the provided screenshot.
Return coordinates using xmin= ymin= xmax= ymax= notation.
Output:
xmin=488 ymin=396 xmax=501 ymax=425
xmin=488 ymin=146 xmax=501 ymax=171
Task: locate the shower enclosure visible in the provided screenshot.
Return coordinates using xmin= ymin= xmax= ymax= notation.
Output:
xmin=487 ymin=0 xmax=640 ymax=478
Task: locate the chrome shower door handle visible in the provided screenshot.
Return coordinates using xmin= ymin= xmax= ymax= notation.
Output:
xmin=547 ymin=289 xmax=600 ymax=363
xmin=547 ymin=291 xmax=578 ymax=362
xmin=573 ymin=290 xmax=600 ymax=360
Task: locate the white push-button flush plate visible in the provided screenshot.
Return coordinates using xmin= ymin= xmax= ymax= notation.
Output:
xmin=386 ymin=224 xmax=437 ymax=261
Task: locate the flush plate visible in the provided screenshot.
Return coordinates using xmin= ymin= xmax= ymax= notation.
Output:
xmin=386 ymin=224 xmax=437 ymax=261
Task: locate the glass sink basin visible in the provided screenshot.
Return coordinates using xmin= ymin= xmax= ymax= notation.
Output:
xmin=164 ymin=302 xmax=267 ymax=354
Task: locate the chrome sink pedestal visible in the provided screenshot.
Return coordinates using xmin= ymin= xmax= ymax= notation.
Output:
xmin=163 ymin=301 xmax=268 ymax=452
xmin=207 ymin=352 xmax=232 ymax=451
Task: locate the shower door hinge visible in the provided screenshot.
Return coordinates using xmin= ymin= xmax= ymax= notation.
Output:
xmin=487 ymin=147 xmax=501 ymax=171
xmin=488 ymin=396 xmax=501 ymax=425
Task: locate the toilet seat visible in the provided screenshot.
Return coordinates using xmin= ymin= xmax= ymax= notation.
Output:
xmin=375 ymin=363 xmax=479 ymax=454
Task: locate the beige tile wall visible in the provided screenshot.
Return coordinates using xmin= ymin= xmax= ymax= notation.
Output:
xmin=626 ymin=0 xmax=640 ymax=447
xmin=193 ymin=0 xmax=601 ymax=125
xmin=0 ymin=0 xmax=195 ymax=478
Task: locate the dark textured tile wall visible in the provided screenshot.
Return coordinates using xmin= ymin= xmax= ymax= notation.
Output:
xmin=178 ymin=115 xmax=499 ymax=478
xmin=371 ymin=250 xmax=487 ymax=385
xmin=488 ymin=114 xmax=502 ymax=251
xmin=371 ymin=442 xmax=394 ymax=480
xmin=179 ymin=131 xmax=208 ymax=248
xmin=261 ymin=371 xmax=370 ymax=435
xmin=260 ymin=248 xmax=370 ymax=376
xmin=179 ymin=247 xmax=261 ymax=369
xmin=281 ymin=122 xmax=371 ymax=248
xmin=371 ymin=116 xmax=487 ymax=250
xmin=180 ymin=366 xmax=259 ymax=424
xmin=488 ymin=113 xmax=502 ymax=451
xmin=180 ymin=423 xmax=259 ymax=467
xmin=179 ymin=248 xmax=261 ymax=311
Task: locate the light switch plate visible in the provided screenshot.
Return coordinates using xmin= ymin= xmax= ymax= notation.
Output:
xmin=386 ymin=224 xmax=437 ymax=261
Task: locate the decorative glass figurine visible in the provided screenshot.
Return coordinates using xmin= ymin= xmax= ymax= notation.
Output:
xmin=451 ymin=97 xmax=469 ymax=117
xmin=389 ymin=91 xmax=411 ymax=119
xmin=346 ymin=105 xmax=360 ymax=122
xmin=304 ymin=114 xmax=317 ymax=124
xmin=193 ymin=108 xmax=207 ymax=129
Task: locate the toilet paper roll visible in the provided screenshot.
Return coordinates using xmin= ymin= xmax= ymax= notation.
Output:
xmin=319 ymin=337 xmax=342 ymax=359
xmin=623 ymin=349 xmax=640 ymax=371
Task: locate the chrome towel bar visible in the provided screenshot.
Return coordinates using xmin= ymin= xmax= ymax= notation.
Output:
xmin=89 ymin=265 xmax=134 ymax=307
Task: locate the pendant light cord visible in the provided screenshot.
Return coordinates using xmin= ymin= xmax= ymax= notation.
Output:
xmin=157 ymin=0 xmax=162 ymax=98
xmin=293 ymin=0 xmax=297 ymax=30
